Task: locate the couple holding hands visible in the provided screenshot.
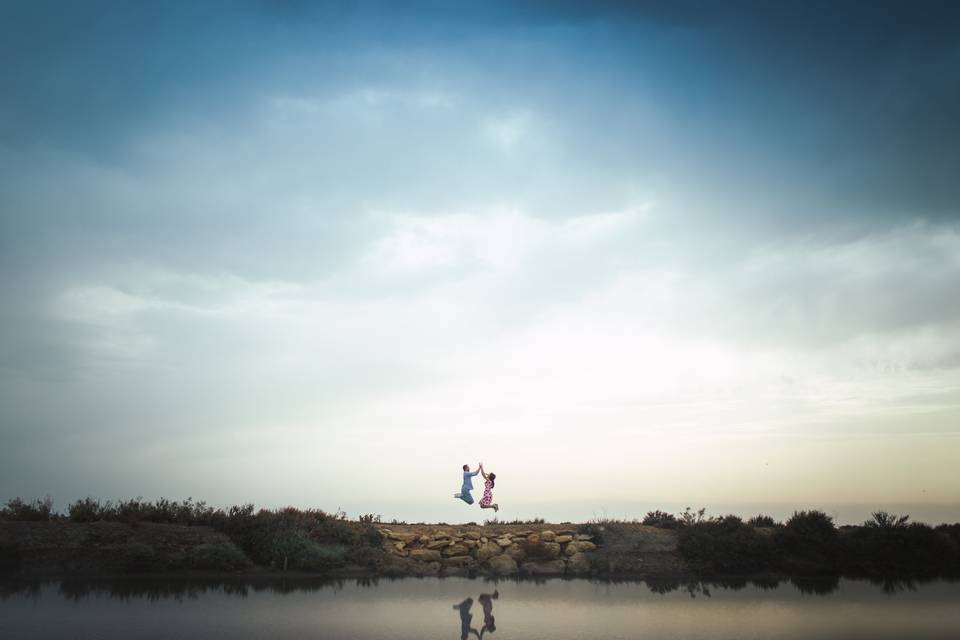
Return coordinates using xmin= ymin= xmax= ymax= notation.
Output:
xmin=454 ymin=462 xmax=499 ymax=512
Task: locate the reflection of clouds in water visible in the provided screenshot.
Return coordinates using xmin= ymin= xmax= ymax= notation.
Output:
xmin=2 ymin=576 xmax=959 ymax=640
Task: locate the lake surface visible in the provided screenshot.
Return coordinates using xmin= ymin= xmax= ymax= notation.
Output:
xmin=2 ymin=576 xmax=959 ymax=639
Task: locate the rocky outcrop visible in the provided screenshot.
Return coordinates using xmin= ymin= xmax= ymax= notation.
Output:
xmin=564 ymin=540 xmax=597 ymax=555
xmin=376 ymin=526 xmax=602 ymax=578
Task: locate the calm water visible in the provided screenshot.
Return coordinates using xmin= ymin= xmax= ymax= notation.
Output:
xmin=2 ymin=576 xmax=959 ymax=639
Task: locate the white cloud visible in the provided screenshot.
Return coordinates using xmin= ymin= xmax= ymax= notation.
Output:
xmin=361 ymin=206 xmax=648 ymax=276
xmin=482 ymin=110 xmax=533 ymax=151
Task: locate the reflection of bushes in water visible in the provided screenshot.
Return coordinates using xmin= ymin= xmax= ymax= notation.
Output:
xmin=12 ymin=574 xmax=958 ymax=602
xmin=749 ymin=575 xmax=781 ymax=591
xmin=644 ymin=575 xmax=685 ymax=594
xmin=15 ymin=576 xmax=380 ymax=602
xmin=0 ymin=579 xmax=42 ymax=601
xmin=870 ymin=577 xmax=918 ymax=595
xmin=790 ymin=575 xmax=841 ymax=595
xmin=644 ymin=576 xmax=805 ymax=597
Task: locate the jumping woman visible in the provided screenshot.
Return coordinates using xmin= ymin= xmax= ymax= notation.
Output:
xmin=478 ymin=463 xmax=499 ymax=512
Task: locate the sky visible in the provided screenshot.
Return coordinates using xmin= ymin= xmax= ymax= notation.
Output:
xmin=1 ymin=0 xmax=959 ymax=525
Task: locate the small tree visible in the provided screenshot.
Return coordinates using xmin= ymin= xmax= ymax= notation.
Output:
xmin=747 ymin=515 xmax=778 ymax=528
xmin=679 ymin=507 xmax=706 ymax=526
xmin=643 ymin=510 xmax=679 ymax=528
xmin=2 ymin=497 xmax=54 ymax=521
xmin=865 ymin=511 xmax=910 ymax=530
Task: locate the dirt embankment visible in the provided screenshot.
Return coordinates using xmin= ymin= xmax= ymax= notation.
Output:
xmin=1 ymin=521 xmax=688 ymax=579
xmin=0 ymin=521 xmax=248 ymax=576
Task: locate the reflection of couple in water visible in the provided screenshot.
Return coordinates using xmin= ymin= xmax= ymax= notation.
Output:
xmin=452 ymin=590 xmax=498 ymax=639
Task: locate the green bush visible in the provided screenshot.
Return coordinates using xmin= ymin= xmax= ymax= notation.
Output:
xmin=678 ymin=507 xmax=707 ymax=526
xmin=677 ymin=515 xmax=774 ymax=573
xmin=298 ymin=543 xmax=349 ymax=571
xmin=217 ymin=506 xmax=381 ymax=571
xmin=840 ymin=521 xmax=957 ymax=577
xmin=775 ymin=510 xmax=838 ymax=572
xmin=187 ymin=543 xmax=250 ymax=571
xmin=68 ymin=498 xmax=112 ymax=522
xmin=642 ymin=510 xmax=680 ymax=529
xmin=575 ymin=522 xmax=605 ymax=544
xmin=117 ymin=542 xmax=161 ymax=572
xmin=747 ymin=515 xmax=778 ymax=528
xmin=64 ymin=496 xmax=223 ymax=526
xmin=1 ymin=497 xmax=54 ymax=521
xmin=785 ymin=510 xmax=833 ymax=533
xmin=864 ymin=511 xmax=909 ymax=530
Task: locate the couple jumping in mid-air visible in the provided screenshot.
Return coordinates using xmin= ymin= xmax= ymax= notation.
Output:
xmin=454 ymin=462 xmax=499 ymax=512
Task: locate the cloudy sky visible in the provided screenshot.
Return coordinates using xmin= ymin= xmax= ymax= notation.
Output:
xmin=2 ymin=1 xmax=959 ymax=524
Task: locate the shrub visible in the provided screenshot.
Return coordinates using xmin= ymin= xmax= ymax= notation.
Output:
xmin=576 ymin=521 xmax=605 ymax=543
xmin=678 ymin=507 xmax=706 ymax=526
xmin=1 ymin=497 xmax=54 ymax=521
xmin=217 ymin=506 xmax=381 ymax=571
xmin=68 ymin=498 xmax=113 ymax=522
xmin=643 ymin=510 xmax=680 ymax=529
xmin=187 ymin=543 xmax=250 ymax=571
xmin=747 ymin=515 xmax=778 ymax=528
xmin=775 ymin=511 xmax=838 ymax=572
xmin=677 ymin=515 xmax=774 ymax=573
xmin=840 ymin=520 xmax=958 ymax=578
xmin=298 ymin=543 xmax=349 ymax=571
xmin=864 ymin=511 xmax=909 ymax=530
xmin=490 ymin=517 xmax=545 ymax=525
xmin=784 ymin=510 xmax=835 ymax=540
xmin=262 ymin=530 xmax=350 ymax=571
xmin=117 ymin=542 xmax=161 ymax=572
xmin=790 ymin=575 xmax=840 ymax=595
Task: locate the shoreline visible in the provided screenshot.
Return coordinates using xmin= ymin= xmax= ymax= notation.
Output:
xmin=4 ymin=518 xmax=959 ymax=582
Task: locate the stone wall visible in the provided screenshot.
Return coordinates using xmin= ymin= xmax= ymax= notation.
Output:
xmin=377 ymin=527 xmax=598 ymax=577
